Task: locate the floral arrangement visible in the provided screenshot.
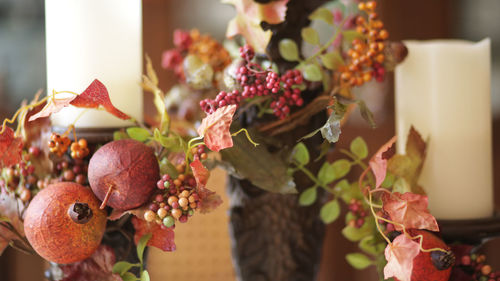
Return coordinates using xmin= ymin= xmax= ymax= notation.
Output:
xmin=0 ymin=1 xmax=498 ymax=281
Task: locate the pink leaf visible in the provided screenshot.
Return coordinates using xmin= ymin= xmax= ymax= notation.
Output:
xmin=197 ymin=104 xmax=237 ymax=152
xmin=384 ymin=234 xmax=420 ymax=281
xmin=131 ymin=216 xmax=176 ymax=252
xmin=369 ymin=136 xmax=396 ymax=188
xmin=224 ymin=0 xmax=289 ymax=53
xmin=382 ymin=192 xmax=439 ymax=232
xmin=70 ymin=79 xmax=130 ymax=120
xmin=0 ymin=190 xmax=25 ymax=254
xmin=59 ymin=245 xmax=123 ymax=281
xmin=28 ymin=96 xmax=76 ymax=122
xmin=190 ymin=160 xmax=222 ymax=214
xmin=0 ymin=126 xmax=23 ymax=169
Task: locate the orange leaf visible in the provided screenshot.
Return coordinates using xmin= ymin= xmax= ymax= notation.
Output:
xmin=190 ymin=160 xmax=222 ymax=214
xmin=0 ymin=127 xmax=23 ymax=169
xmin=28 ymin=96 xmax=76 ymax=122
xmin=197 ymin=104 xmax=237 ymax=152
xmin=131 ymin=216 xmax=176 ymax=252
xmin=384 ymin=234 xmax=420 ymax=281
xmin=382 ymin=192 xmax=439 ymax=232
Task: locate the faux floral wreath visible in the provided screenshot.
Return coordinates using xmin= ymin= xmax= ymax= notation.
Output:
xmin=0 ymin=1 xmax=498 ymax=281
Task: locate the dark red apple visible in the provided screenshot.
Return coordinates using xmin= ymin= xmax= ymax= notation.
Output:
xmin=24 ymin=182 xmax=107 ymax=264
xmin=88 ymin=139 xmax=159 ymax=210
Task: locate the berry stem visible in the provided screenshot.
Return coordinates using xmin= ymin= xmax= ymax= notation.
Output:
xmin=368 ymin=191 xmax=392 ymax=245
xmin=231 ymin=128 xmax=259 ymax=147
xmin=100 ymin=185 xmax=114 ymax=210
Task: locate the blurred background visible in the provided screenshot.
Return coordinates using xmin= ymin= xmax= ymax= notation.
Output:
xmin=0 ymin=0 xmax=499 ymax=280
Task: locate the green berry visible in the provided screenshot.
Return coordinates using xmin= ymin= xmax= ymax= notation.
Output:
xmin=188 ymin=209 xmax=194 ymax=216
xmin=164 ymin=181 xmax=170 ymax=189
xmin=163 ymin=216 xmax=175 ymax=228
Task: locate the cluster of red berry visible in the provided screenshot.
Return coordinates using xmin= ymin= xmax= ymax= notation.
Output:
xmin=461 ymin=253 xmax=500 ymax=281
xmin=339 ymin=1 xmax=388 ymax=88
xmin=145 ymin=166 xmax=201 ymax=228
xmin=54 ymin=159 xmax=87 ymax=185
xmin=191 ymin=144 xmax=207 ymax=161
xmin=199 ymin=45 xmax=305 ymax=119
xmin=347 ymin=198 xmax=368 ymax=228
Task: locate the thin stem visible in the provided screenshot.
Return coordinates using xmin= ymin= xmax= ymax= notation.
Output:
xmin=368 ymin=191 xmax=391 ymax=245
xmin=339 ymin=149 xmax=368 ymax=170
xmin=231 ymin=128 xmax=259 ymax=147
xmin=296 ymin=164 xmax=333 ymax=193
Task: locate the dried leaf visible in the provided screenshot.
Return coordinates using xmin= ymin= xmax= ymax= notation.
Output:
xmin=384 ymin=234 xmax=420 ymax=281
xmin=190 ymin=159 xmax=210 ymax=188
xmin=0 ymin=190 xmax=25 ymax=254
xmin=131 ymin=217 xmax=176 ymax=252
xmin=382 ymin=192 xmax=439 ymax=232
xmin=28 ymin=96 xmax=76 ymax=122
xmin=0 ymin=126 xmax=23 ymax=169
xmin=197 ymin=105 xmax=237 ymax=152
xmin=70 ymin=79 xmax=130 ymax=120
xmin=60 ymin=245 xmax=123 ymax=281
xmin=369 ymin=136 xmax=397 ymax=188
xmin=388 ymin=127 xmax=427 ymax=195
xmin=224 ymin=0 xmax=289 ymax=53
xmin=190 ymin=160 xmax=222 ymax=213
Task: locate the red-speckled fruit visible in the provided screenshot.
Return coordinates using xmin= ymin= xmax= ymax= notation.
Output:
xmin=88 ymin=139 xmax=159 ymax=210
xmin=396 ymin=229 xmax=455 ymax=281
xmin=24 ymin=182 xmax=107 ymax=264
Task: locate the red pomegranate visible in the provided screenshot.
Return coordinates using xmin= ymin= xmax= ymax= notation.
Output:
xmin=24 ymin=182 xmax=107 ymax=264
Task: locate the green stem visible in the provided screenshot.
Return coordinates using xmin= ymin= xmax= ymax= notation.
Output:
xmin=296 ymin=164 xmax=333 ymax=193
xmin=304 ymin=17 xmax=349 ymax=64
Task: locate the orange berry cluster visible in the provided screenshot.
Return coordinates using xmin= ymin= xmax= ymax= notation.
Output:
xmin=70 ymin=139 xmax=90 ymax=159
xmin=48 ymin=133 xmax=71 ymax=157
xmin=188 ymin=29 xmax=231 ymax=72
xmin=340 ymin=1 xmax=389 ymax=88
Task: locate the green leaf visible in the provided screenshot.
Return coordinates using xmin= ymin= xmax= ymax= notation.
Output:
xmin=308 ymin=7 xmax=333 ymax=25
xmin=350 ymin=137 xmax=368 ymax=160
xmin=302 ymin=64 xmax=322 ymax=82
xmin=112 ymin=261 xmax=136 ymax=275
xmin=342 ymin=220 xmax=373 ymax=242
xmin=320 ymin=112 xmax=341 ymax=143
xmin=317 ymin=162 xmax=336 ymax=184
xmin=381 ymin=172 xmax=395 ymax=188
xmin=332 ymin=159 xmax=351 ymax=178
xmin=342 ymin=30 xmax=363 ymax=43
xmin=315 ymin=140 xmax=331 ymax=162
xmin=141 ymin=270 xmax=151 ymax=281
xmin=299 ymin=187 xmax=317 ymax=206
xmin=153 ymin=129 xmax=184 ymax=152
xmin=346 ymin=253 xmax=373 ymax=270
xmin=301 ymin=27 xmax=320 ymax=45
xmin=121 ymin=272 xmax=138 ymax=281
xmin=320 ymin=51 xmax=344 ymax=70
xmin=320 ymin=200 xmax=340 ymax=223
xmin=113 ymin=130 xmax=129 ymax=141
xmin=357 ymin=100 xmax=377 ymax=128
xmin=137 ymin=233 xmax=152 ymax=264
xmin=291 ymin=142 xmax=309 ymax=166
xmin=279 ymin=39 xmax=300 ymax=62
xmin=127 ymin=127 xmax=151 ymax=142
xmin=359 ymin=235 xmax=385 ymax=255
xmin=220 ymin=131 xmax=297 ymax=194
xmin=159 ymin=157 xmax=179 ymax=179
xmin=392 ymin=177 xmax=411 ymax=194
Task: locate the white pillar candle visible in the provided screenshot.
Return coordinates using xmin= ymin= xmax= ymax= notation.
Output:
xmin=45 ymin=0 xmax=143 ymax=128
xmin=395 ymin=39 xmax=493 ymax=220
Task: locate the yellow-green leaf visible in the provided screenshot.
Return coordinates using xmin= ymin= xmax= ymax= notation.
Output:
xmin=301 ymin=27 xmax=320 ymax=45
xmin=279 ymin=39 xmax=300 ymax=62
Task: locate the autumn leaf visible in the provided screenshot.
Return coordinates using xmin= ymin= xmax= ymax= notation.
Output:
xmin=59 ymin=245 xmax=123 ymax=281
xmin=190 ymin=159 xmax=222 ymax=213
xmin=382 ymin=192 xmax=439 ymax=232
xmin=0 ymin=190 xmax=25 ymax=254
xmin=388 ymin=126 xmax=427 ymax=195
xmin=131 ymin=216 xmax=176 ymax=252
xmin=369 ymin=136 xmax=396 ymax=188
xmin=224 ymin=0 xmax=289 ymax=53
xmin=70 ymin=79 xmax=130 ymax=120
xmin=0 ymin=126 xmax=23 ymax=169
xmin=384 ymin=234 xmax=420 ymax=281
xmin=28 ymin=95 xmax=76 ymax=122
xmin=197 ymin=104 xmax=237 ymax=152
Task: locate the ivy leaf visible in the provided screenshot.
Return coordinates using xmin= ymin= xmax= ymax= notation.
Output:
xmin=28 ymin=95 xmax=76 ymax=122
xmin=388 ymin=127 xmax=427 ymax=195
xmin=126 ymin=127 xmax=150 ymax=142
xmin=70 ymin=79 xmax=130 ymax=120
xmin=382 ymin=192 xmax=439 ymax=232
xmin=0 ymin=126 xmax=23 ymax=169
xmin=301 ymin=27 xmax=320 ymax=45
xmin=190 ymin=160 xmax=222 ymax=213
xmin=317 ymin=162 xmax=336 ymax=184
xmin=320 ymin=200 xmax=340 ymax=223
xmin=332 ymin=159 xmax=351 ymax=178
xmin=346 ymin=253 xmax=373 ymax=270
xmin=299 ymin=187 xmax=317 ymax=206
xmin=357 ymin=100 xmax=377 ymax=128
xmin=291 ymin=142 xmax=309 ymax=166
xmin=350 ymin=136 xmax=368 ymax=160
xmin=197 ymin=105 xmax=237 ymax=152
xmin=384 ymin=234 xmax=420 ymax=281
xmin=112 ymin=261 xmax=136 ymax=276
xmin=308 ymin=7 xmax=333 ymax=24
xmin=342 ymin=30 xmax=363 ymax=43
xmin=121 ymin=272 xmax=137 ymax=281
xmin=131 ymin=217 xmax=176 ymax=252
xmin=224 ymin=0 xmax=289 ymax=53
xmin=302 ymin=64 xmax=322 ymax=82
xmin=137 ymin=233 xmax=152 ymax=264
xmin=140 ymin=270 xmax=150 ymax=281
xmin=279 ymin=39 xmax=300 ymax=61
xmin=220 ymin=132 xmax=297 ymax=194
xmin=359 ymin=136 xmax=396 ymax=189
xmin=320 ymin=51 xmax=344 ymax=70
